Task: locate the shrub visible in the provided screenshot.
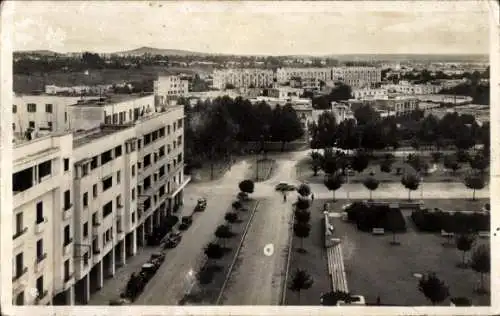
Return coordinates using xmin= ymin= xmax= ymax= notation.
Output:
xmin=411 ymin=209 xmax=489 ymax=233
xmin=345 ymin=202 xmax=406 ymax=232
xmin=296 ymin=198 xmax=310 ymax=210
xmin=239 ymin=179 xmax=255 ymax=194
xmin=225 ymin=212 xmax=239 ymax=223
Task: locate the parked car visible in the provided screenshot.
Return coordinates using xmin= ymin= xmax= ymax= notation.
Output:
xmin=275 ymin=182 xmax=296 ymax=191
xmin=109 ymin=298 xmax=131 ymax=305
xmin=237 ymin=191 xmax=249 ymax=201
xmin=179 ymin=216 xmax=193 ymax=230
xmin=194 ymin=198 xmax=207 ymax=212
xmin=164 ymin=234 xmax=182 ymax=248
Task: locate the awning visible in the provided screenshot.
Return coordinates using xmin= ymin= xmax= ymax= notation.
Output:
xmin=167 ymin=176 xmax=191 ymax=198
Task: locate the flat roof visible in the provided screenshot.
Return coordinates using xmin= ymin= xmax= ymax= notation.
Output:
xmin=70 ymin=93 xmax=153 ymax=107
xmin=73 ymin=125 xmax=133 ymax=148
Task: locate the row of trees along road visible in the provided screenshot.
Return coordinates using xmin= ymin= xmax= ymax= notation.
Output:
xmin=181 ymin=96 xmax=304 ymax=169
xmin=310 ymin=106 xmax=489 ymax=154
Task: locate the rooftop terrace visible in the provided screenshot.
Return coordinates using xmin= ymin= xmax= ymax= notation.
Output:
xmin=70 ymin=92 xmax=154 ymax=107
xmin=73 ymin=124 xmax=133 ymax=148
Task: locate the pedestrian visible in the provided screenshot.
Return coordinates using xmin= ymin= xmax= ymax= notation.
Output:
xmin=283 ymin=193 xmax=287 ymax=202
xmin=311 ymin=193 xmax=315 ymax=201
xmin=376 ymin=296 xmax=381 ymax=305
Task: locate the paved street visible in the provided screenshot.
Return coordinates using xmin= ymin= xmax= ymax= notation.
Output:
xmin=134 ymin=160 xmax=250 ymax=305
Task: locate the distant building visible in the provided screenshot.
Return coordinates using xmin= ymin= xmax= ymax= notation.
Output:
xmin=154 ymin=76 xmax=189 ymax=104
xmin=382 ymin=81 xmax=442 ymax=95
xmin=212 ymin=69 xmax=275 ymax=89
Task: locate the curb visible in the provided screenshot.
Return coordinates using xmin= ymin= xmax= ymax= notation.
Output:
xmin=280 ymin=209 xmax=295 ymax=305
xmin=215 ymin=200 xmax=260 ymax=305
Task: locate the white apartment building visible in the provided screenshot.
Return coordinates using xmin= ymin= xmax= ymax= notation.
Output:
xmin=71 ymin=125 xmax=137 ymax=304
xmin=352 ymin=88 xmax=388 ymax=99
xmin=154 ymin=76 xmax=189 ymax=104
xmin=276 ymin=67 xmax=331 ymax=84
xmin=382 ymin=81 xmax=442 ymax=95
xmin=331 ymin=67 xmax=382 ymax=88
xmin=12 ymin=132 xmax=75 ymax=306
xmin=11 ymin=92 xmax=188 ymax=306
xmin=212 ymin=69 xmax=274 ymax=89
xmin=13 ymin=95 xmax=93 ymax=136
xmin=68 ymin=94 xmax=155 ymax=131
xmin=267 ymin=87 xmax=303 ymax=99
xmin=45 ymin=85 xmax=113 ymax=96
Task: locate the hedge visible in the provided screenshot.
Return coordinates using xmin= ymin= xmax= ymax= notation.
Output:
xmin=411 ymin=210 xmax=489 ymax=233
xmin=346 ymin=202 xmax=407 ymax=232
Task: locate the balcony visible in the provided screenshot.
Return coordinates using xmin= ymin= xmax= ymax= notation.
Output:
xmin=63 ymin=239 xmax=73 ymax=256
xmin=92 ymin=222 xmax=101 ymax=236
xmin=35 ymin=218 xmax=48 ymax=235
xmin=35 ymin=253 xmax=47 ymax=273
xmin=167 ymin=175 xmax=191 ymax=198
xmin=13 ymin=227 xmax=28 ymax=250
xmin=35 ymin=290 xmax=49 ymax=305
xmin=62 ymin=206 xmax=73 ymax=221
xmin=12 ymin=267 xmax=28 ymax=290
xmin=92 ymin=250 xmax=101 ymax=264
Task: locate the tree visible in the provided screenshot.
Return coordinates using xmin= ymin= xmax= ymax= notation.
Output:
xmin=310 ymin=152 xmax=323 ymax=176
xmin=444 ymin=155 xmax=461 ymax=175
xmin=204 ymin=242 xmax=225 ymax=263
xmin=418 ymin=272 xmax=450 ymax=305
xmin=289 ymin=269 xmax=314 ymax=305
xmin=363 ymin=175 xmax=379 ymax=200
xmin=401 ymin=173 xmax=420 ymax=201
xmin=297 ymin=183 xmax=311 ymax=197
xmin=464 ymin=174 xmax=486 ymax=201
xmin=312 ymin=111 xmax=337 ymax=148
xmin=270 ymin=104 xmax=304 ymax=151
xmin=351 ymin=152 xmax=370 ymax=174
xmin=214 ymin=224 xmax=234 ymax=247
xmin=431 ymin=152 xmax=443 ymax=163
xmin=455 ymin=234 xmax=475 ymax=268
xmin=239 ymin=179 xmax=255 ymax=194
xmin=293 ymin=222 xmax=311 ymax=252
xmin=225 ymin=212 xmax=239 ymax=223
xmin=296 ymin=198 xmax=310 ymax=211
xmin=469 ymin=245 xmax=490 ymax=294
xmin=469 ymin=154 xmax=489 ymax=173
xmin=295 ymin=209 xmax=311 ymax=224
xmin=354 ymin=104 xmax=380 ymax=126
xmin=232 ymin=200 xmax=242 ymax=211
xmin=324 ymin=172 xmax=344 ymax=201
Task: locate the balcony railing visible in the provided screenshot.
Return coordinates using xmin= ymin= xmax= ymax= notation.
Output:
xmin=35 ymin=253 xmax=47 ymax=273
xmin=62 ymin=207 xmax=72 ymax=221
xmin=12 ymin=267 xmax=27 ymax=282
xmin=35 ymin=290 xmax=48 ymax=304
xmin=36 ymin=253 xmax=47 ymax=264
xmin=13 ymin=227 xmax=28 ymax=240
xmin=35 ymin=217 xmax=47 ymax=234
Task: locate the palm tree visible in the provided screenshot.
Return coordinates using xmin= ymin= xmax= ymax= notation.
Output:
xmin=289 ymin=269 xmax=314 ymax=305
xmin=418 ymin=272 xmax=450 ymax=305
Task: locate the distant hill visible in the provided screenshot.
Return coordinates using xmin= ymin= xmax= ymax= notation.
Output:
xmin=110 ymin=46 xmax=211 ymax=57
xmin=15 ymin=50 xmax=60 ymax=56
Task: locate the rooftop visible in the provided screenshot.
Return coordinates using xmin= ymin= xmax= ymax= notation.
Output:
xmin=70 ymin=93 xmax=154 ymax=107
xmin=73 ymin=124 xmax=133 ymax=148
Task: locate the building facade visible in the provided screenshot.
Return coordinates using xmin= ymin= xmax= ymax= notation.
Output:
xmin=212 ymin=69 xmax=274 ymax=89
xmin=331 ymin=67 xmax=382 ymax=88
xmin=154 ymin=76 xmax=189 ymax=104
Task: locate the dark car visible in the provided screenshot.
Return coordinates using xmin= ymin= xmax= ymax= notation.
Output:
xmin=179 ymin=216 xmax=193 ymax=230
xmin=275 ymin=182 xmax=296 ymax=192
xmin=194 ymin=198 xmax=207 ymax=212
xmin=109 ymin=298 xmax=131 ymax=305
xmin=164 ymin=234 xmax=182 ymax=249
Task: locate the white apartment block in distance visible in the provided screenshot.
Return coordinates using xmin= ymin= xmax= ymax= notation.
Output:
xmin=12 ymin=94 xmax=93 ymax=136
xmin=276 ymin=67 xmax=331 ymax=85
xmin=154 ymin=76 xmax=189 ymax=104
xmin=12 ymin=131 xmax=75 ymax=305
xmin=71 ymin=125 xmax=138 ymax=304
xmin=212 ymin=68 xmax=274 ymax=89
xmin=331 ymin=66 xmax=382 ymax=88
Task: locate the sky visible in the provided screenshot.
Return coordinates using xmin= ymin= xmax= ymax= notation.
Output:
xmin=10 ymin=1 xmax=493 ymax=56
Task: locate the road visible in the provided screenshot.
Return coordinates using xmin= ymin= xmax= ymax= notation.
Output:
xmin=134 ymin=160 xmax=250 ymax=305
xmin=219 ymin=151 xmax=307 ymax=305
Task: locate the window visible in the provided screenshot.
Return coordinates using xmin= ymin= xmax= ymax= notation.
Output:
xmin=132 ymin=212 xmax=136 ymax=223
xmin=64 ymin=190 xmax=71 ymax=210
xmin=36 ymin=202 xmax=44 ymax=224
xmin=102 ymin=176 xmax=112 ymax=191
xmin=13 ymin=104 xmax=17 ymax=113
xmin=173 ymin=122 xmax=176 ymax=131
xmin=13 ymin=123 xmax=15 ymax=131
xmin=101 ymin=150 xmax=113 ymax=165
xmin=178 ymin=118 xmax=183 ymax=128
xmin=116 ymin=195 xmax=122 ymax=208
xmin=117 ymin=171 xmax=121 ymax=184
xmin=144 ymin=134 xmax=151 ymax=146
xmin=167 ymin=144 xmax=171 ymax=154
xmin=63 ymin=225 xmax=71 ymax=246
xmin=36 ymin=239 xmax=43 ymax=259
xmin=45 ymin=104 xmax=53 ymax=113
xmin=159 ymin=166 xmax=165 ymax=178
xmin=103 ymin=201 xmax=113 ymax=218
xmin=29 ymin=121 xmax=35 ymax=129
xmin=27 ymin=103 xmax=36 ymax=112
xmin=131 ymin=165 xmax=135 ymax=177
xmin=64 ymin=158 xmax=69 ymax=171
xmin=178 ymin=153 xmax=183 ymax=163
xmin=36 ymin=276 xmax=44 ymax=297
xmin=159 ymin=127 xmax=165 ymax=137
xmin=15 ymin=212 xmax=23 ymax=235
xmin=115 ymin=145 xmax=122 ymax=157
xmin=167 ymin=125 xmax=171 ymax=135
xmin=64 ymin=260 xmax=70 ymax=281
xmin=143 ymin=176 xmax=151 ymax=191
xmin=131 ymin=188 xmax=135 ymax=200
xmin=92 ymin=212 xmax=99 ymax=226
xmin=90 ymin=156 xmax=98 ymax=169
xmin=38 ymin=160 xmax=52 ymax=180
xmin=15 ymin=253 xmax=24 ymax=278
xmin=143 ymin=154 xmax=151 ymax=168
xmin=137 ymin=139 xmax=142 ymax=150
xmin=64 ymin=112 xmax=67 ymax=123
xmin=15 ymin=292 xmax=24 ymax=306
xmin=158 ymin=146 xmax=165 ymax=157
xmin=48 ymin=122 xmax=53 ymax=130
xmin=93 ymin=184 xmax=98 ymax=198
xmin=83 ymin=222 xmax=88 ymax=238
xmin=83 ymin=192 xmax=88 ymax=208
xmin=83 ymin=252 xmax=89 ymax=266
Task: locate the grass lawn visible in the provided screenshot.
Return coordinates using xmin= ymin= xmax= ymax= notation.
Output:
xmin=244 ymin=158 xmax=277 ymax=182
xmin=180 ymin=199 xmax=258 ymax=305
xmin=296 ymin=155 xmax=486 ymax=185
xmin=285 ymin=200 xmax=331 ymax=306
xmin=313 ymin=198 xmax=491 ymax=306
